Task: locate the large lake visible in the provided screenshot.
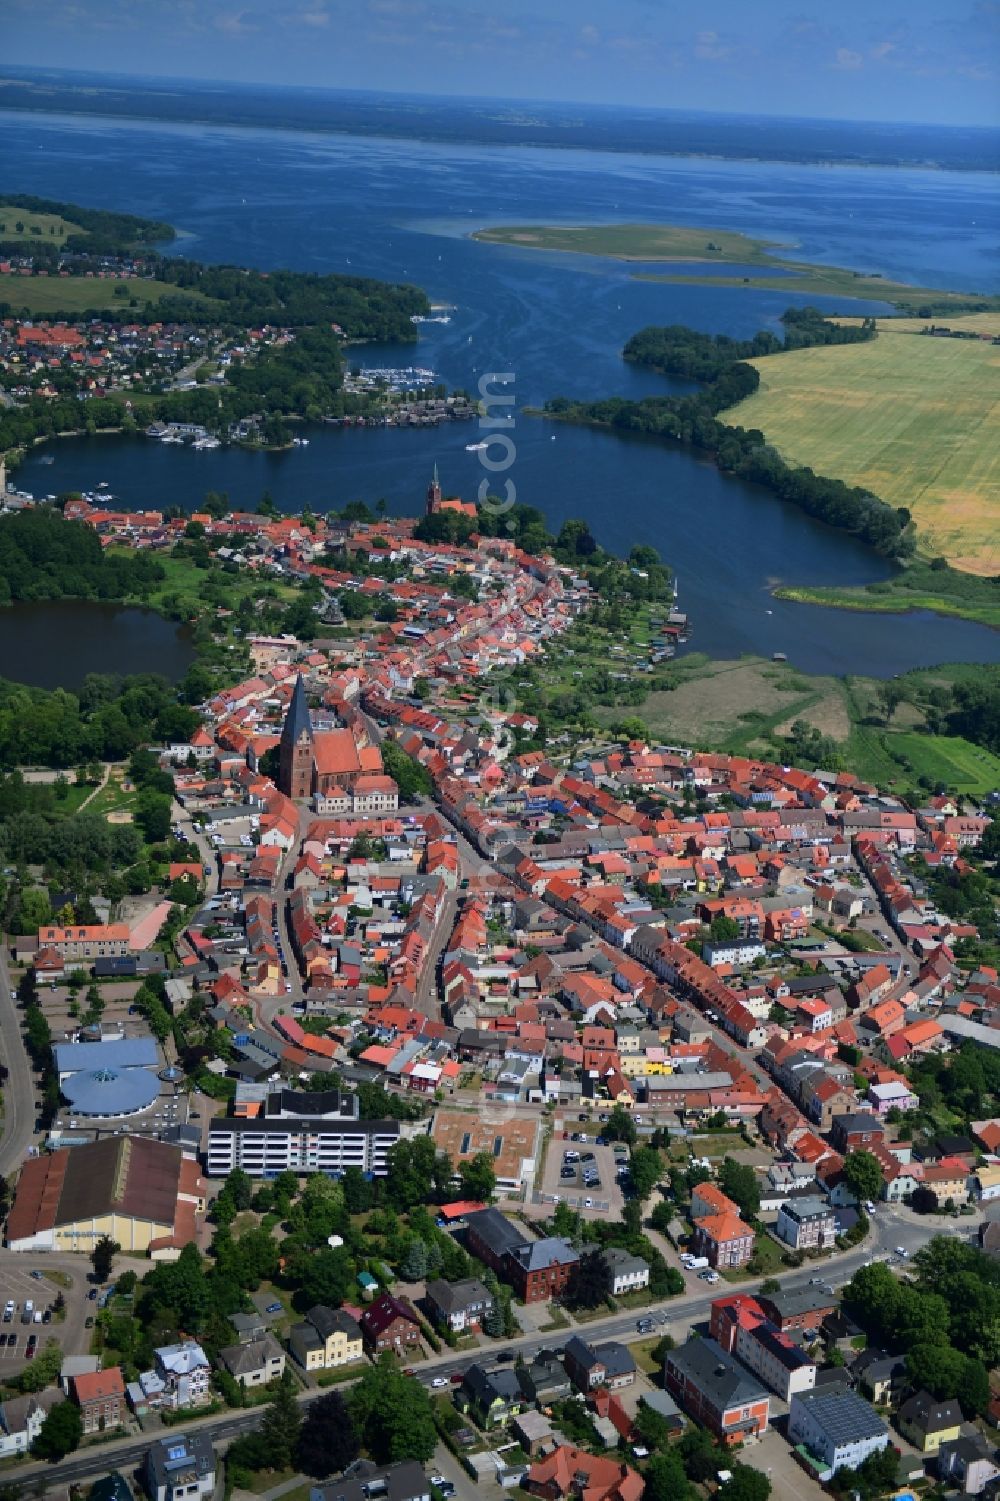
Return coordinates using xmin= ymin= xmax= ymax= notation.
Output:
xmin=5 ymin=106 xmax=1000 ymax=677
xmin=0 ymin=601 xmax=194 ymax=691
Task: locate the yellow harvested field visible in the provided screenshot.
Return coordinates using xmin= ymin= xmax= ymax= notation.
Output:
xmin=724 ymin=328 xmax=1000 ymax=574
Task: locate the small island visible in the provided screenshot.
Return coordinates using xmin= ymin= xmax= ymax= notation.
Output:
xmin=472 ymin=221 xmax=1000 ymax=315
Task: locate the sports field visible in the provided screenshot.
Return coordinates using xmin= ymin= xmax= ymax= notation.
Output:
xmin=724 ymin=322 xmax=1000 ymax=574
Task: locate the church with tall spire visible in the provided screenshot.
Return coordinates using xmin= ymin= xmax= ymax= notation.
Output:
xmin=275 ymin=675 xmax=395 ymax=808
xmin=277 ymin=674 xmax=314 ymax=799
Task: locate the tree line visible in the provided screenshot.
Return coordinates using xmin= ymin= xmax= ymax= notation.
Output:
xmin=546 ymin=309 xmax=912 ymax=558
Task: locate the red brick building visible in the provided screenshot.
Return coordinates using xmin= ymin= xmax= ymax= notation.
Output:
xmin=359 ymin=1294 xmax=422 ymax=1355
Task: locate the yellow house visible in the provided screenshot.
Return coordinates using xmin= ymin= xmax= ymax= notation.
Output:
xmin=289 ymin=1305 xmax=364 ymax=1371
xmin=898 ymin=1392 xmax=963 ymax=1453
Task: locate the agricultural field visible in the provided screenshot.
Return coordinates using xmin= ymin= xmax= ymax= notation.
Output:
xmin=724 ymin=324 xmax=1000 ymax=574
xmin=0 ymin=271 xmax=216 ymax=317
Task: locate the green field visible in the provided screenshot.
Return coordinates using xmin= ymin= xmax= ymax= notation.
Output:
xmin=473 ymin=222 xmax=1000 ymax=314
xmin=0 ymin=272 xmax=216 ymax=317
xmin=724 ymin=324 xmax=1000 ymax=575
xmin=880 ymin=731 xmax=1000 ymax=795
xmin=0 ymin=209 xmax=85 ymax=241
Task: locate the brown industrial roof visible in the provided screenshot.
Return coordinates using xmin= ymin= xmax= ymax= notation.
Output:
xmin=8 ymin=1137 xmax=185 ymax=1243
xmin=5 ymin=1152 xmax=67 ymax=1243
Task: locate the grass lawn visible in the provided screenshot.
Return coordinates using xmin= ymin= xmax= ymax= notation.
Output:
xmin=687 ymin=1132 xmax=747 ymax=1158
xmin=630 ymin=1336 xmax=668 ymax=1379
xmin=724 ymin=325 xmax=1000 ymax=574
xmin=243 ymin=1467 xmax=300 ymax=1493
xmin=0 ymin=209 xmax=85 ymax=240
xmin=0 ymin=271 xmax=217 ymax=317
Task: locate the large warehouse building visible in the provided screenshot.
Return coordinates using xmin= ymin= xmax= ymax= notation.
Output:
xmin=5 ymin=1137 xmax=205 ymax=1257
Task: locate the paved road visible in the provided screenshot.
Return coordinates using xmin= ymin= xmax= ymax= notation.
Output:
xmin=0 ymin=947 xmax=37 ymax=1180
xmin=4 ymin=1205 xmax=970 ymax=1491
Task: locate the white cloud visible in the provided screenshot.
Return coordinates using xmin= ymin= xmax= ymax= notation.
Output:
xmin=833 ymin=47 xmax=864 ymax=69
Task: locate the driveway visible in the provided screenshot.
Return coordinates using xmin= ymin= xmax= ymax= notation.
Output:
xmin=747 ymin=1426 xmax=827 ymax=1501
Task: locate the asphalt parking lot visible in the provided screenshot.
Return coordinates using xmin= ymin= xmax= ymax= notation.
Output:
xmin=0 ymin=1264 xmax=63 ymax=1364
xmin=538 ymin=1137 xmax=626 ymax=1217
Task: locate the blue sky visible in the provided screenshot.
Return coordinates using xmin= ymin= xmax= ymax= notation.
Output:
xmin=4 ymin=0 xmax=998 ymax=126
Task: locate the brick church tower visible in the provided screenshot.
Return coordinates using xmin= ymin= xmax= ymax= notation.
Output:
xmin=426 ymin=462 xmax=442 ymax=515
xmin=278 ymin=675 xmax=314 ymax=799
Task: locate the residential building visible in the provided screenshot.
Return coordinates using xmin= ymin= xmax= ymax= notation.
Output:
xmin=526 ymin=1445 xmax=643 ymax=1501
xmin=424 ymin=1278 xmax=494 ymax=1334
xmin=517 ymin=1348 xmax=572 ymax=1405
xmin=709 ymin=1296 xmax=816 ymax=1402
xmin=220 ymin=1333 xmax=286 ymax=1388
xmin=757 ymin=1287 xmax=836 ymax=1333
xmin=289 ymin=1305 xmax=363 ymax=1371
xmin=206 ymin=1114 xmax=400 ymax=1178
xmin=563 ymin=1336 xmax=636 ymax=1392
xmin=145 ymin=1433 xmax=217 ymax=1501
xmin=153 ymin=1341 xmax=212 ymax=1409
xmin=71 ymin=1366 xmax=126 ymax=1435
xmin=460 ymin=1364 xmax=526 ymax=1428
xmin=898 ymin=1390 xmax=964 ymax=1454
xmin=0 ymin=1392 xmax=58 ymax=1457
xmin=693 ymin=1211 xmax=755 ymax=1269
xmin=359 ymin=1293 xmax=422 ymax=1355
xmin=830 ymin=1113 xmax=885 ymax=1154
xmin=775 ymin=1195 xmax=837 ymax=1252
xmin=37 ymin=923 xmax=130 ymax=960
xmin=937 ymin=1435 xmax=1000 ymax=1497
xmin=310 ymin=1459 xmax=431 ymax=1501
xmin=850 ymin=1349 xmax=907 ymax=1406
xmin=601 ymin=1248 xmax=650 ymax=1297
xmin=464 ymin=1207 xmax=529 ymax=1276
xmin=787 ymin=1388 xmax=889 ymax=1477
xmin=664 ymin=1338 xmax=770 ymax=1446
xmin=506 ymin=1238 xmax=579 ymax=1303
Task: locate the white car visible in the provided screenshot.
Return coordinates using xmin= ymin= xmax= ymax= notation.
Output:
xmin=895 ymin=1246 xmax=908 ymax=1258
xmin=430 ymin=1378 xmax=448 ymax=1390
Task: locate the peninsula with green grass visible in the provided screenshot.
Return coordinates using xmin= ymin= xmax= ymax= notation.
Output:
xmin=473 ymin=221 xmax=1000 ymax=315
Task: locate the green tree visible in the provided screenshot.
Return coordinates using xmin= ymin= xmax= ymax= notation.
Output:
xmin=296 ymin=1389 xmax=360 ymax=1478
xmin=627 ymin=1145 xmax=662 ymax=1200
xmin=709 ymin=914 xmax=740 ymax=943
xmin=258 ymin=1371 xmax=302 ymax=1471
xmin=644 ymin=1450 xmax=692 ymax=1501
xmin=605 ymin=1104 xmax=637 ymax=1146
xmin=724 ymin=1466 xmax=772 ymax=1501
xmin=349 ymin=1355 xmax=437 ymax=1462
xmin=32 ymin=1399 xmax=82 ymax=1460
xmin=719 ymin=1157 xmax=760 ymax=1219
xmin=841 ymin=1150 xmax=884 ymax=1205
xmin=564 ymin=1249 xmax=612 ymax=1311
xmin=458 ymin=1152 xmax=497 ymax=1203
xmin=91 ymin=1234 xmax=119 ymax=1284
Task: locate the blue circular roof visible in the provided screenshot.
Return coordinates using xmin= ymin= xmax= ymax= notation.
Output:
xmin=62 ymin=1067 xmax=159 ymax=1117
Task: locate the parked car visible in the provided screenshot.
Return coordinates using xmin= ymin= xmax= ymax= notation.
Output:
xmin=88 ymin=1288 xmax=98 ymax=1301
xmin=85 ymin=1316 xmax=94 ymax=1329
xmin=265 ymin=1302 xmax=283 ymax=1314
xmin=430 ymin=1378 xmax=448 ymax=1389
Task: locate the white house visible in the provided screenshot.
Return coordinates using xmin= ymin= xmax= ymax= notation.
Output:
xmin=788 ymin=1389 xmax=889 ymax=1477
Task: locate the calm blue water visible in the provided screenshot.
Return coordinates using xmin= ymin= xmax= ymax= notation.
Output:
xmin=6 ymin=107 xmax=1000 ymax=675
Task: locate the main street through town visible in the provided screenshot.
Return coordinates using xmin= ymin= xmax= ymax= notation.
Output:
xmin=2 ymin=1203 xmax=979 ymax=1493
